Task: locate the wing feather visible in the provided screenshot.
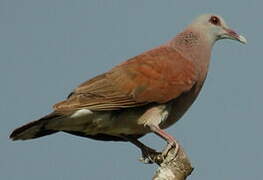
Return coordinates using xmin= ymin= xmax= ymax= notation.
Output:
xmin=53 ymin=46 xmax=198 ymax=111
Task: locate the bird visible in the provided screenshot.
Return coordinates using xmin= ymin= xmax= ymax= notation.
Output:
xmin=10 ymin=14 xmax=246 ymax=163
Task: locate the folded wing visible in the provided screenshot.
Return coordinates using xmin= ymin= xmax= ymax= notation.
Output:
xmin=53 ymin=47 xmax=198 ymax=111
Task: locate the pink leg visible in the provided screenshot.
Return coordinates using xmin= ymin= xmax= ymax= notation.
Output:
xmin=148 ymin=124 xmax=180 ymax=157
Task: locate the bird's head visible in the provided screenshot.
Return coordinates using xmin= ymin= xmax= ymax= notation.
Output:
xmin=190 ymin=14 xmax=247 ymax=45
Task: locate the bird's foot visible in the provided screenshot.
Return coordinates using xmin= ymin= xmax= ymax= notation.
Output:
xmin=139 ymin=146 xmax=163 ymax=165
xmin=161 ymin=141 xmax=180 ymax=163
xmin=147 ymin=124 xmax=180 ymax=162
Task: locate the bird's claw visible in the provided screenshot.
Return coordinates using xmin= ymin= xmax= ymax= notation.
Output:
xmin=161 ymin=141 xmax=180 ymax=162
xmin=139 ymin=148 xmax=163 ymax=164
xmin=162 ymin=141 xmax=175 ymax=157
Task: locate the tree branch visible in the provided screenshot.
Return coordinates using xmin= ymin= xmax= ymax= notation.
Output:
xmin=152 ymin=143 xmax=193 ymax=180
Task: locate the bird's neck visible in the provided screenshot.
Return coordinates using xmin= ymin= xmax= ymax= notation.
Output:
xmin=167 ymin=29 xmax=213 ymax=78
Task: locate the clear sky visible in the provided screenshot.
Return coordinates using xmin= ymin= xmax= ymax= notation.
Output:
xmin=1 ymin=0 xmax=262 ymax=180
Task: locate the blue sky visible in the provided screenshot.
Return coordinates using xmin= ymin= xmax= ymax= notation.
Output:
xmin=1 ymin=1 xmax=262 ymax=179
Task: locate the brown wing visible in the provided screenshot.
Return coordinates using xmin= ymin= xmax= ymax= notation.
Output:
xmin=53 ymin=46 xmax=198 ymax=111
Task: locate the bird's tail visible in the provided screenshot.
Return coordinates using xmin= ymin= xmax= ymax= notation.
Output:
xmin=10 ymin=112 xmax=62 ymax=141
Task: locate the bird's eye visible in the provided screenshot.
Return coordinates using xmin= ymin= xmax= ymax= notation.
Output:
xmin=209 ymin=16 xmax=220 ymax=26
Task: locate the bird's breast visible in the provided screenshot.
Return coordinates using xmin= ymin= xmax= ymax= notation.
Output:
xmin=160 ymin=82 xmax=203 ymax=129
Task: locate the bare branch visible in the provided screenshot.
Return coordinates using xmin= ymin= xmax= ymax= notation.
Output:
xmin=152 ymin=144 xmax=193 ymax=180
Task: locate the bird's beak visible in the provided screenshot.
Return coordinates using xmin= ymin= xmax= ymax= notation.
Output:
xmin=220 ymin=27 xmax=247 ymax=44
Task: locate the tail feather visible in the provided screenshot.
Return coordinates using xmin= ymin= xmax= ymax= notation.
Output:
xmin=10 ymin=112 xmax=61 ymax=141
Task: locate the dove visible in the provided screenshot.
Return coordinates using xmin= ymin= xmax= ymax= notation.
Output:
xmin=10 ymin=14 xmax=246 ymax=162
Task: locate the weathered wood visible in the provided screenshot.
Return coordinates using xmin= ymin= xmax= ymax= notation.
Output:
xmin=152 ymin=144 xmax=193 ymax=180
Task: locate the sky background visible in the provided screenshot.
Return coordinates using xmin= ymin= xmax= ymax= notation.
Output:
xmin=1 ymin=0 xmax=262 ymax=180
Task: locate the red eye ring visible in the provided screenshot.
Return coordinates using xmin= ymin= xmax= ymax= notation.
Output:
xmin=209 ymin=16 xmax=220 ymax=26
